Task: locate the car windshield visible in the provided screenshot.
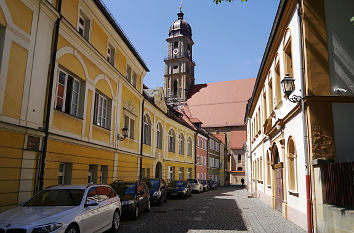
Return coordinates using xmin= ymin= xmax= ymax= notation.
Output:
xmin=201 ymin=180 xmax=207 ymax=185
xmin=209 ymin=181 xmax=215 ymax=185
xmin=112 ymin=183 xmax=137 ymax=196
xmin=169 ymin=181 xmax=186 ymax=187
xmin=188 ymin=179 xmax=197 ymax=184
xmin=146 ymin=180 xmax=160 ymax=189
xmin=24 ymin=189 xmax=84 ymax=206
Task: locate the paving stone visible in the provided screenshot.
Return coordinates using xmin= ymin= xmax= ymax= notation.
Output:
xmin=108 ymin=186 xmax=306 ymax=233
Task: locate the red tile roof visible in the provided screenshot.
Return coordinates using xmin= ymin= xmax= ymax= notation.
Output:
xmin=186 ymin=78 xmax=255 ymax=128
xmin=230 ymin=130 xmax=247 ymax=150
xmin=214 ymin=134 xmax=226 ymax=145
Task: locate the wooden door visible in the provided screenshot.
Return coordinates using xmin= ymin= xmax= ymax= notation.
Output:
xmin=275 ymin=168 xmax=283 ymax=212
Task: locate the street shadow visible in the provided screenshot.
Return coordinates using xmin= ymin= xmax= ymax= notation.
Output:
xmin=112 ymin=186 xmax=248 ymax=233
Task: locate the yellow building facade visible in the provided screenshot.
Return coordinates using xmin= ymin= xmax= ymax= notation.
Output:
xmin=0 ymin=0 xmax=195 ymax=212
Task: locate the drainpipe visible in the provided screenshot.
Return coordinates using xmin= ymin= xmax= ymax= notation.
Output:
xmin=37 ymin=0 xmax=62 ymax=193
xmin=139 ymin=99 xmax=145 ymax=180
xmin=297 ymin=1 xmax=312 ymax=232
xmin=194 ymin=132 xmax=197 ymax=179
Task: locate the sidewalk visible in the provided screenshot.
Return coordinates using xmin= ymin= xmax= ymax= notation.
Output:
xmin=226 ymin=186 xmax=305 ymax=233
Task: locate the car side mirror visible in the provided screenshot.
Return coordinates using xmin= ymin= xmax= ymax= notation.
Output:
xmin=85 ymin=199 xmax=98 ymax=207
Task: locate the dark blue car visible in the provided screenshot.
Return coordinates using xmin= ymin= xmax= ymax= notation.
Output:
xmin=144 ymin=178 xmax=168 ymax=205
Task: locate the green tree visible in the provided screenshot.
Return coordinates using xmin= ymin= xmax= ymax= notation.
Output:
xmin=213 ymin=0 xmax=247 ymax=4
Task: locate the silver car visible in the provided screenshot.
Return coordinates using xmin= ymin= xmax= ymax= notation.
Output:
xmin=187 ymin=179 xmax=203 ymax=193
xmin=0 ymin=184 xmax=121 ymax=233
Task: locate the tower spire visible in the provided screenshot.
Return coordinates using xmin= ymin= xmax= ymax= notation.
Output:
xmin=178 ymin=1 xmax=184 ymax=19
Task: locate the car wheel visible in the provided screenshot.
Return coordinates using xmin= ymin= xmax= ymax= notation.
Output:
xmin=112 ymin=210 xmax=120 ymax=231
xmin=134 ymin=205 xmax=139 ymax=219
xmin=145 ymin=200 xmax=151 ymax=212
xmin=65 ymin=224 xmax=79 ymax=233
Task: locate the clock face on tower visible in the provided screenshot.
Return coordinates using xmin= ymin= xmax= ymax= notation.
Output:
xmin=173 ymin=48 xmax=179 ymax=55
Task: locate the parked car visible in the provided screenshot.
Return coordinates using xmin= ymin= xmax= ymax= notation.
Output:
xmin=167 ymin=180 xmax=191 ymax=198
xmin=200 ymin=180 xmax=209 ymax=192
xmin=110 ymin=180 xmax=150 ymax=219
xmin=208 ymin=180 xmax=218 ymax=190
xmin=0 ymin=184 xmax=121 ymax=233
xmin=188 ymin=179 xmax=203 ymax=193
xmin=144 ymin=178 xmax=168 ymax=205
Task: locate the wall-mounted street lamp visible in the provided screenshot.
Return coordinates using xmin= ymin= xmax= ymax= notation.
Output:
xmin=117 ymin=127 xmax=128 ymax=141
xmin=281 ymin=73 xmax=301 ymax=103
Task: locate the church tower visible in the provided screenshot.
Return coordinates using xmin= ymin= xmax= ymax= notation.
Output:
xmin=164 ymin=9 xmax=195 ymax=105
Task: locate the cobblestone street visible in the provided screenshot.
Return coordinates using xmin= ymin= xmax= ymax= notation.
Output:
xmin=113 ymin=186 xmax=305 ymax=233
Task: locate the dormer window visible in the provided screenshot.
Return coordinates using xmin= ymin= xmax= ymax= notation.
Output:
xmin=78 ymin=11 xmax=90 ymax=40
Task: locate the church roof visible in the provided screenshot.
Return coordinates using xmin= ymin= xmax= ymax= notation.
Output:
xmin=185 ymin=78 xmax=256 ymax=128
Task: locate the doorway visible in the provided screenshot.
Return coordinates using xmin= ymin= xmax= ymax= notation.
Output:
xmin=155 ymin=162 xmax=162 ymax=178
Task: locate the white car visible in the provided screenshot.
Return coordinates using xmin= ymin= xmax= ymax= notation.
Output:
xmin=0 ymin=184 xmax=121 ymax=233
xmin=187 ymin=179 xmax=203 ymax=193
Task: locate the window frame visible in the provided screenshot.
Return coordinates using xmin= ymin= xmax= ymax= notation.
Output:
xmin=124 ymin=114 xmax=135 ymax=140
xmin=143 ymin=114 xmax=152 ymax=146
xmin=55 ymin=69 xmax=83 ymax=118
xmin=156 ymin=123 xmax=163 ymax=149
xmin=168 ymin=129 xmax=176 ymax=153
xmin=77 ymin=10 xmax=90 ymax=40
xmin=178 ymin=133 xmax=185 ymax=155
xmin=107 ymin=42 xmax=115 ymax=66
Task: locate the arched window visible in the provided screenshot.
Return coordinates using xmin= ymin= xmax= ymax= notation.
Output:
xmin=173 ymin=80 xmax=178 ymax=96
xmin=288 ymin=138 xmax=297 ymax=191
xmin=174 ymin=41 xmax=178 ymax=49
xmin=156 ymin=123 xmax=163 ymax=149
xmin=178 ymin=133 xmax=185 ymax=154
xmin=168 ymin=129 xmax=176 ymax=153
xmin=143 ymin=114 xmax=151 ymax=146
xmin=187 ymin=137 xmax=192 ymax=156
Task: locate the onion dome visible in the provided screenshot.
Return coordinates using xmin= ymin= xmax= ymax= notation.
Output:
xmin=169 ymin=10 xmax=192 ymax=38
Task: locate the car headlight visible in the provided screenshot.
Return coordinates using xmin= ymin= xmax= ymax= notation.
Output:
xmin=153 ymin=191 xmax=161 ymax=197
xmin=32 ymin=222 xmax=62 ymax=233
xmin=121 ymin=200 xmax=135 ymax=205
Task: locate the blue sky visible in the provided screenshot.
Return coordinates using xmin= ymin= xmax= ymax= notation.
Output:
xmin=102 ymin=0 xmax=280 ymax=88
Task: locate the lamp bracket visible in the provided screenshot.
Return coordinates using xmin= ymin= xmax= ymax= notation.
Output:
xmin=288 ymin=95 xmax=302 ymax=103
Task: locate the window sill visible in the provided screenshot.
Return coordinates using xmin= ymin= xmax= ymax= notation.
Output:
xmin=54 ymin=109 xmax=83 ymax=121
xmin=92 ymin=124 xmax=111 ymax=132
xmin=288 ymin=190 xmax=299 ymax=197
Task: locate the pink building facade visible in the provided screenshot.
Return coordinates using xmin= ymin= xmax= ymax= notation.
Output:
xmin=196 ymin=134 xmax=208 ymax=180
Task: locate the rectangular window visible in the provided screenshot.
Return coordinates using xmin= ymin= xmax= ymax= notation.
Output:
xmin=93 ymin=92 xmax=111 ymax=129
xmin=187 ymin=168 xmax=192 ymax=179
xmin=141 ymin=168 xmax=146 ymax=179
xmin=88 ymin=164 xmax=98 ymax=184
xmin=100 ymin=165 xmax=108 ymax=184
xmin=178 ymin=167 xmax=184 ymax=181
xmin=126 ymin=65 xmax=132 ymax=83
xmin=197 ymin=155 xmax=200 ymax=165
xmin=124 ymin=115 xmax=135 ymax=140
xmin=168 ymin=166 xmax=175 ymax=183
xmin=197 ymin=138 xmax=199 ymax=147
xmin=58 ymin=162 xmax=72 ymax=185
xmin=107 ymin=44 xmax=115 ymax=65
xmin=146 ymin=168 xmax=150 ymax=178
xmin=78 ymin=11 xmax=90 ymax=40
xmin=132 ymin=72 xmax=137 ymax=88
xmin=55 ymin=70 xmax=84 ymax=118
